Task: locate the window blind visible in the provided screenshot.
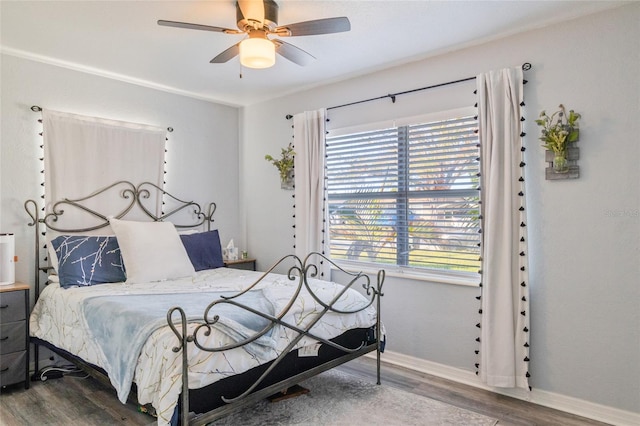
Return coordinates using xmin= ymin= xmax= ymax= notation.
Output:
xmin=326 ymin=114 xmax=480 ymax=273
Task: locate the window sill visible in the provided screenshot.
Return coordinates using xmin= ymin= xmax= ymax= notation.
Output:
xmin=330 ymin=260 xmax=480 ymax=287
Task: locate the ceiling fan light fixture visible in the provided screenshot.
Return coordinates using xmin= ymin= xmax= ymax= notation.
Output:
xmin=239 ymin=37 xmax=275 ymax=69
xmin=160 ymin=1 xmax=351 ymax=68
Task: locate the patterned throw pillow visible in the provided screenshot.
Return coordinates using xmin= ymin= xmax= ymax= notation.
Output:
xmin=51 ymin=235 xmax=126 ymax=288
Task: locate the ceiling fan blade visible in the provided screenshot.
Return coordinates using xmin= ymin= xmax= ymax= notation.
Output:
xmin=237 ymin=0 xmax=265 ymax=25
xmin=158 ymin=20 xmax=240 ymax=34
xmin=275 ymin=17 xmax=350 ymax=37
xmin=210 ymin=43 xmax=241 ymax=63
xmin=273 ymin=39 xmax=316 ymax=66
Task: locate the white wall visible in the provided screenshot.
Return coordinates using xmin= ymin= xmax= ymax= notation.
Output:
xmin=0 ymin=54 xmax=241 ymax=294
xmin=241 ymin=3 xmax=639 ymax=416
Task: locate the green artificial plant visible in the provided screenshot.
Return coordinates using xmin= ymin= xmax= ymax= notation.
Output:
xmin=265 ymin=143 xmax=296 ymax=181
xmin=535 ymin=104 xmax=581 ymax=154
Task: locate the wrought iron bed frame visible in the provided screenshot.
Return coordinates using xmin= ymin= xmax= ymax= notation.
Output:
xmin=25 ymin=181 xmax=385 ymax=425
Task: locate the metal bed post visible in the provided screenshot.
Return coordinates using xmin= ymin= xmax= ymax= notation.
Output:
xmin=24 ymin=199 xmax=41 ymax=380
xmin=168 ymin=307 xmax=191 ymax=426
xmin=376 ymin=269 xmax=385 ymax=385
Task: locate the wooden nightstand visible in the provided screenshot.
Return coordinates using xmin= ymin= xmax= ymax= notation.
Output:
xmin=0 ymin=283 xmax=30 ymax=389
xmin=224 ymin=258 xmax=256 ymax=271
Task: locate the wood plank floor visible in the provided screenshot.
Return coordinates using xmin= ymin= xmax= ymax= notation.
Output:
xmin=340 ymin=357 xmax=610 ymax=426
xmin=1 ymin=372 xmax=152 ymax=425
xmin=0 ymin=358 xmax=610 ymax=425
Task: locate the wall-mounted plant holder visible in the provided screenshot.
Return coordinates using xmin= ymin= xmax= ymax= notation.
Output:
xmin=281 ymin=169 xmax=294 ymax=190
xmin=265 ymin=143 xmax=296 ymax=190
xmin=545 ymin=142 xmax=579 ymax=180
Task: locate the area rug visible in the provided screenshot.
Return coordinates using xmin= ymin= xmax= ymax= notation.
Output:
xmin=211 ymin=369 xmax=499 ymax=425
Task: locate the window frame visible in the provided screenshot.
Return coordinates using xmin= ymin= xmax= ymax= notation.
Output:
xmin=325 ymin=107 xmax=481 ymax=286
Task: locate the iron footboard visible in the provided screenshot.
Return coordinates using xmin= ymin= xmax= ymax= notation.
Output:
xmin=167 ymin=252 xmax=385 ymax=425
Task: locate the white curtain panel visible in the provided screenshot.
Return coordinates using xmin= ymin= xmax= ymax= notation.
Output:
xmin=293 ymin=109 xmax=330 ymax=279
xmin=43 ymin=109 xmax=166 ymax=231
xmin=476 ymin=67 xmax=530 ymax=389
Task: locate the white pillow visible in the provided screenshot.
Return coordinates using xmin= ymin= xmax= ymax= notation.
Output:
xmin=109 ymin=218 xmax=195 ymax=284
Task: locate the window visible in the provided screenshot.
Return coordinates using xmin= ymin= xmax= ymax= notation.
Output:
xmin=326 ymin=108 xmax=480 ymax=275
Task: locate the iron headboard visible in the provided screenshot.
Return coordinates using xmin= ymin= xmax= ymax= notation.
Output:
xmin=24 ymin=180 xmax=216 ymax=297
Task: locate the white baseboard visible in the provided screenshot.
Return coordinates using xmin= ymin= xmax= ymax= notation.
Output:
xmin=369 ymin=350 xmax=640 ymax=426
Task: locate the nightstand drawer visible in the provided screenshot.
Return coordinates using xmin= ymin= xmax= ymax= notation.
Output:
xmin=0 ymin=321 xmax=27 ymax=354
xmin=0 ymin=291 xmax=26 ymax=322
xmin=0 ymin=350 xmax=27 ymax=387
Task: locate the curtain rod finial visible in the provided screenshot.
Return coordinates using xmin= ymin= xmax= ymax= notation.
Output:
xmin=285 ymin=114 xmax=293 ymax=120
xmin=31 ymin=105 xmax=42 ymax=112
xmin=522 ymin=63 xmax=532 ymax=71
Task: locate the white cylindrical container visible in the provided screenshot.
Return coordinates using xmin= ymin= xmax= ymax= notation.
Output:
xmin=0 ymin=233 xmax=16 ymax=285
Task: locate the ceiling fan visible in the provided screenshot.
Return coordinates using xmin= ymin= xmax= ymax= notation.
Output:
xmin=158 ymin=0 xmax=351 ymax=69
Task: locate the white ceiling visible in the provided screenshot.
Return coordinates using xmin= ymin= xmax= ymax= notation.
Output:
xmin=0 ymin=1 xmax=627 ymax=107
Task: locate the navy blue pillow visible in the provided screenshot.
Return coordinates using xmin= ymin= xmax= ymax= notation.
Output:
xmin=180 ymin=230 xmax=224 ymax=271
xmin=51 ymin=235 xmax=126 ymax=288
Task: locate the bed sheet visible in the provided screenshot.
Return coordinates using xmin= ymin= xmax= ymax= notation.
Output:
xmin=30 ymin=267 xmax=377 ymax=425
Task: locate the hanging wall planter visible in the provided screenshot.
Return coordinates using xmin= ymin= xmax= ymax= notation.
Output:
xmin=281 ymin=168 xmax=295 ymax=190
xmin=265 ymin=143 xmax=295 ymax=190
xmin=536 ymin=105 xmax=581 ymax=180
xmin=544 ymin=140 xmax=580 ymax=179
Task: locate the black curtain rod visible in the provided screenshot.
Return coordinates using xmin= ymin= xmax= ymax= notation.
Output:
xmin=30 ymin=105 xmax=174 ymax=132
xmin=286 ymin=62 xmax=532 ymax=120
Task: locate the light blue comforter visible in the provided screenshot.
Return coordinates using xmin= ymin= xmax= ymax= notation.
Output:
xmin=82 ymin=289 xmax=276 ymax=403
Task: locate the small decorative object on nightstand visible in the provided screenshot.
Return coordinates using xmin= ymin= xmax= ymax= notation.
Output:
xmin=224 ymin=258 xmax=257 ymax=271
xmin=0 ymin=282 xmax=30 ymax=389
